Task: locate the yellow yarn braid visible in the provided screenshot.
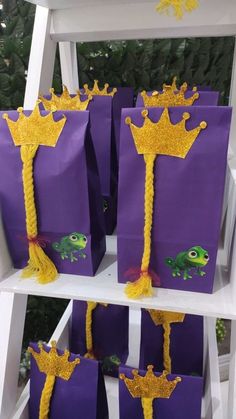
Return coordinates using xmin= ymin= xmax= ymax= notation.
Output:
xmin=163 ymin=323 xmax=171 ymax=373
xmin=39 ymin=374 xmax=56 ymax=419
xmin=20 ymin=145 xmax=58 ymax=284
xmin=156 ymin=0 xmax=199 ymax=19
xmin=84 ymin=301 xmax=98 ymax=359
xmin=141 ymin=397 xmax=154 ymax=419
xmin=125 ymin=154 xmax=156 ymax=299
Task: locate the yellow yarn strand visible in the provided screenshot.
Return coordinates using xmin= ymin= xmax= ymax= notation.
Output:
xmin=39 ymin=374 xmax=56 ymax=419
xmin=84 ymin=301 xmax=98 ymax=359
xmin=163 ymin=323 xmax=171 ymax=373
xmin=156 ymin=0 xmax=199 ymax=19
xmin=20 ymin=145 xmax=58 ymax=284
xmin=125 ymin=154 xmax=156 ymax=299
xmin=141 ymin=397 xmax=154 ymax=419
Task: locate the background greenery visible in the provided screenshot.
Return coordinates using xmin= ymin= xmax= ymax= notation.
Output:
xmin=0 ymin=0 xmax=234 ymax=348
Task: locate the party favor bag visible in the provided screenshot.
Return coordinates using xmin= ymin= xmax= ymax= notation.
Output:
xmin=136 ymin=78 xmax=219 ymax=107
xmin=139 ymin=310 xmax=203 ymax=376
xmin=119 ymin=365 xmax=203 ymax=419
xmin=0 ymin=106 xmax=105 ymax=282
xmin=29 ymin=342 xmax=108 ymax=419
xmin=82 ymin=81 xmax=134 ymax=234
xmin=41 ymin=82 xmax=134 ymax=234
xmin=117 ymin=105 xmax=231 ymax=296
xmin=71 ymin=300 xmax=129 ymax=376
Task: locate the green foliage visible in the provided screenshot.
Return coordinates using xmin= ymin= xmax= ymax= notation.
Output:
xmin=22 ymin=296 xmax=68 ymax=349
xmin=216 ymin=318 xmax=227 ymax=343
xmin=0 ymin=1 xmax=235 ymax=109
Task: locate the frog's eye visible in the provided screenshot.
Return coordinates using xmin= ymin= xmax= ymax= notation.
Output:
xmin=188 ymin=250 xmax=198 ymax=258
xmin=204 ymin=253 xmax=209 ymax=261
xmin=69 ymin=234 xmax=78 ymax=242
xmin=82 ymin=236 xmax=87 ymax=242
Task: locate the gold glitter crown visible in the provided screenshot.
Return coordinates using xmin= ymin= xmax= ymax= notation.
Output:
xmin=3 ymin=103 xmax=66 ymax=147
xmin=120 ymin=366 xmax=181 ymax=399
xmin=83 ymin=79 xmax=117 ymax=97
xmin=148 ymin=309 xmax=185 ymax=326
xmin=39 ymin=85 xmax=92 ymax=111
xmin=28 ymin=341 xmax=80 ymax=381
xmin=141 ymin=77 xmax=199 ymax=107
xmin=125 ymin=108 xmax=207 ymax=158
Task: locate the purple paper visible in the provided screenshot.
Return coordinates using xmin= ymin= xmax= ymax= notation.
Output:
xmin=29 ymin=343 xmax=108 ymax=419
xmin=119 ymin=366 xmax=203 ymax=419
xmin=139 ymin=311 xmax=203 ymax=376
xmin=112 ymin=87 xmax=134 ymax=156
xmin=117 ymin=106 xmax=232 ymax=293
xmin=71 ymin=301 xmax=129 ymax=376
xmin=136 ymin=90 xmax=219 ymax=107
xmin=85 ymin=88 xmax=134 ymax=234
xmin=42 ymin=88 xmax=134 ymax=235
xmin=0 ymin=110 xmax=106 ymax=276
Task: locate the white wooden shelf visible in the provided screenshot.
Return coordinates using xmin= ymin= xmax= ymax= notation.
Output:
xmin=0 ymin=240 xmax=234 ymax=320
xmin=27 ymin=0 xmax=236 ymax=42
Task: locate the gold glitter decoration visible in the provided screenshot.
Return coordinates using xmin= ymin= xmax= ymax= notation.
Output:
xmin=141 ymin=77 xmax=199 ymax=107
xmin=29 ymin=341 xmax=80 ymax=419
xmin=147 ymin=310 xmax=185 ymax=373
xmin=83 ymin=79 xmax=117 ymax=97
xmin=28 ymin=341 xmax=80 ymax=380
xmin=3 ymin=103 xmax=66 ymax=147
xmin=125 ymin=108 xmax=207 ymax=158
xmin=148 ymin=310 xmax=185 ymax=326
xmin=156 ymin=0 xmax=199 ymax=20
xmin=39 ymin=85 xmax=92 ymax=111
xmin=120 ymin=365 xmax=181 ymax=399
xmin=3 ymin=104 xmax=66 ymax=285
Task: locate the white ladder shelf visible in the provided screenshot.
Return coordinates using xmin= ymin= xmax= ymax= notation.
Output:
xmin=1 ymin=1 xmax=236 ymax=418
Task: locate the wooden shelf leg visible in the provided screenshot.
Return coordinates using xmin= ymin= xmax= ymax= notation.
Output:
xmin=221 ymin=37 xmax=236 ymax=266
xmin=0 ymin=292 xmax=28 ymax=419
xmin=0 ymin=213 xmax=12 ymax=280
xmin=24 ymin=5 xmax=57 ymax=109
xmin=227 ymin=320 xmax=236 ymax=418
xmin=59 ymin=41 xmax=79 ymax=93
xmin=204 ymin=317 xmax=223 ymax=419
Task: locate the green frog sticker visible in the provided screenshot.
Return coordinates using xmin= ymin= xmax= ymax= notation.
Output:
xmin=52 ymin=232 xmax=87 ymax=262
xmin=103 ymin=199 xmax=108 ymax=213
xmin=101 ymin=355 xmax=121 ymax=374
xmin=165 ymin=246 xmax=209 ymax=280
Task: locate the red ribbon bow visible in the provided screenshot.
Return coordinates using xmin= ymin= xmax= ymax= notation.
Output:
xmin=124 ymin=267 xmax=161 ymax=286
xmin=18 ymin=234 xmax=50 ymax=248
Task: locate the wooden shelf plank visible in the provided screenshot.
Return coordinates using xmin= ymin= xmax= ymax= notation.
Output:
xmin=0 ymin=237 xmax=235 ymax=320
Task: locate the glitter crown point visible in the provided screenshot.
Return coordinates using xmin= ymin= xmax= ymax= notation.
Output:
xmin=148 ymin=309 xmax=185 ymax=326
xmin=141 ymin=77 xmax=199 ymax=107
xmin=120 ymin=365 xmax=181 ymax=399
xmin=125 ymin=108 xmax=207 ymax=158
xmin=3 ymin=104 xmax=66 ymax=147
xmin=39 ymin=85 xmax=92 ymax=111
xmin=28 ymin=341 xmax=80 ymax=380
xmin=83 ymin=79 xmax=117 ymax=97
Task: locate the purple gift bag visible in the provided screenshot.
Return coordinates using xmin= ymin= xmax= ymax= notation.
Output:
xmin=119 ymin=365 xmax=203 ymax=419
xmin=41 ymin=84 xmax=134 ymax=235
xmin=82 ymin=83 xmax=134 ymax=234
xmin=139 ymin=310 xmax=203 ymax=376
xmin=117 ymin=106 xmax=232 ymax=293
xmin=136 ymin=90 xmax=219 ymax=107
xmin=71 ymin=301 xmax=129 ymax=376
xmin=0 ymin=109 xmax=105 ymax=277
xmin=29 ymin=342 xmax=108 ymax=419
